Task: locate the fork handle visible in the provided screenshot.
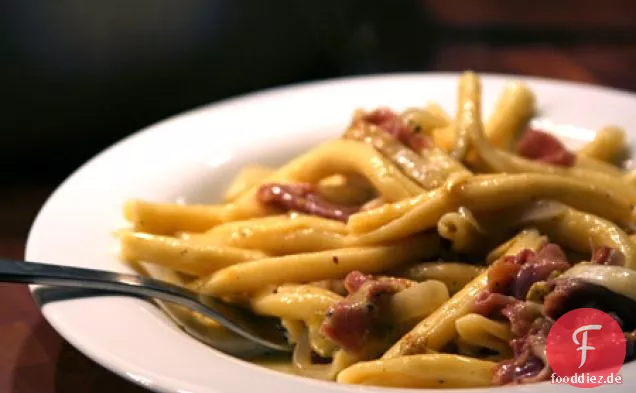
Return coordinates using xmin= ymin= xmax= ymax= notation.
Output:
xmin=0 ymin=259 xmax=196 ymax=304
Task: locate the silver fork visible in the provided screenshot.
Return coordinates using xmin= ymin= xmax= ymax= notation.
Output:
xmin=0 ymin=259 xmax=292 ymax=356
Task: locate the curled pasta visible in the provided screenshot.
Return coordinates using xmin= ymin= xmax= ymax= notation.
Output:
xmin=455 ymin=313 xmax=512 ymax=357
xmin=224 ymin=140 xmax=423 ymax=220
xmin=351 ymin=188 xmax=456 ymax=245
xmin=251 ymin=285 xmax=342 ymax=356
xmin=383 ymin=229 xmax=545 ymax=358
xmin=513 ymin=202 xmax=636 ymax=268
xmin=224 ymin=165 xmax=275 ymax=202
xmin=316 ymin=174 xmax=375 ymax=206
xmin=467 ymin=106 xmax=636 ymax=203
xmin=389 ymin=280 xmax=450 ymax=325
xmin=449 ymin=173 xmax=635 ymax=226
xmin=437 ymin=209 xmax=489 ymax=255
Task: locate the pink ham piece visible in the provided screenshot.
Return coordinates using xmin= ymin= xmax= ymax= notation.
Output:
xmin=516 ymin=128 xmax=576 ymax=167
xmin=320 ymin=271 xmax=413 ymax=354
xmin=486 ymin=243 xmax=570 ymax=300
xmin=363 ymin=108 xmax=431 ymax=151
xmin=591 ymin=246 xmax=625 ymax=266
xmin=258 ymin=183 xmax=359 ymax=222
xmin=492 ymin=318 xmax=553 ymax=385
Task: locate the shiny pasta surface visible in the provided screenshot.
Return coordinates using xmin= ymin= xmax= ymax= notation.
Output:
xmin=118 ymin=71 xmax=636 ymax=388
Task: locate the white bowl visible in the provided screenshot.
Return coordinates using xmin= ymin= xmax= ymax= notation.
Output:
xmin=26 ymin=73 xmax=636 ymax=393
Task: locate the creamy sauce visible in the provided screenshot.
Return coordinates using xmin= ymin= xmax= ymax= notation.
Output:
xmin=251 ymin=353 xmax=297 ymax=375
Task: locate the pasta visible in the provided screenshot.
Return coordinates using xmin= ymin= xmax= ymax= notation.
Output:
xmin=118 ymin=71 xmax=636 ymax=388
xmin=578 ymin=125 xmax=626 ymax=163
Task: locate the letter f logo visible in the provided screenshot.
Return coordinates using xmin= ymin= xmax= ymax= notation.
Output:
xmin=572 ymin=324 xmax=603 ymax=368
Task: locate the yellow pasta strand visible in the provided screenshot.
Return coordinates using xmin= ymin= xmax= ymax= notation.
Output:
xmin=224 ymin=165 xmax=275 ymax=202
xmin=119 ymin=231 xmax=266 ymax=276
xmin=485 ymin=81 xmax=535 ymax=150
xmin=337 ymin=354 xmax=495 ymax=388
xmin=124 ymin=200 xmax=224 ymax=235
xmin=196 ymin=233 xmax=441 ymax=296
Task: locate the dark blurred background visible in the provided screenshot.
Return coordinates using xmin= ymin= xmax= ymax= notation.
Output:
xmin=2 ymin=0 xmax=636 ymax=234
xmin=3 ymin=0 xmax=636 ymax=185
xmin=4 ymin=0 xmax=636 ymax=240
xmin=1 ymin=2 xmax=636 ymax=392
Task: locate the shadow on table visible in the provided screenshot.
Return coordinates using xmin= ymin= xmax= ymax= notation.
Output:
xmin=54 ymin=342 xmax=150 ymax=393
xmin=10 ymin=288 xmax=150 ymax=393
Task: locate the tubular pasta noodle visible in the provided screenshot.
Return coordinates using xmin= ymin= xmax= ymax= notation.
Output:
xmin=124 ymin=200 xmax=225 ymax=235
xmin=347 ymin=192 xmax=429 ymax=235
xmin=203 ymin=214 xmax=348 ymax=236
xmin=337 ymin=354 xmax=496 ymax=388
xmin=251 ymin=285 xmax=342 ymax=322
xmin=486 ymin=229 xmax=547 ymax=264
xmin=383 ymin=230 xmax=545 ymax=358
xmin=560 ymin=263 xmax=636 ymax=302
xmin=188 ymin=214 xmax=349 ymax=255
xmin=251 ymin=285 xmax=341 ymax=356
xmin=576 ymin=155 xmax=625 ymax=177
xmin=393 ymin=262 xmax=485 ymax=294
xmin=351 ymin=188 xmax=457 ymax=245
xmin=484 ymin=81 xmax=535 ymax=150
xmin=317 ymin=174 xmax=375 ymax=206
xmin=400 ymin=107 xmax=449 ymax=132
xmin=425 ymin=102 xmax=454 ymax=153
xmin=452 ymin=71 xmax=481 ymax=161
xmin=352 ymin=170 xmax=635 ymax=245
xmin=437 ymin=210 xmax=489 ymax=255
xmin=389 ymin=280 xmax=450 ymax=325
xmin=119 ymin=231 xmax=267 ymax=276
xmin=382 ymin=269 xmax=488 ymax=358
xmin=224 ymin=165 xmax=275 ymax=202
xmin=467 ymin=108 xmax=636 ymax=204
xmin=424 ymin=102 xmax=452 ymax=124
xmin=343 ymin=121 xmax=470 ymax=191
xmin=578 ymin=125 xmax=626 ymax=162
xmin=195 ymin=233 xmax=441 ymax=296
xmin=224 ymin=140 xmax=423 ymax=220
xmin=449 ymin=173 xmax=635 ymax=226
xmin=513 ymin=203 xmax=636 ymax=268
xmin=455 ymin=313 xmax=512 ymax=357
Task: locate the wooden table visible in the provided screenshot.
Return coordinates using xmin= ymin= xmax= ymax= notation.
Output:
xmin=0 ymin=188 xmax=149 ymax=393
xmin=2 ymin=3 xmax=636 ymax=390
